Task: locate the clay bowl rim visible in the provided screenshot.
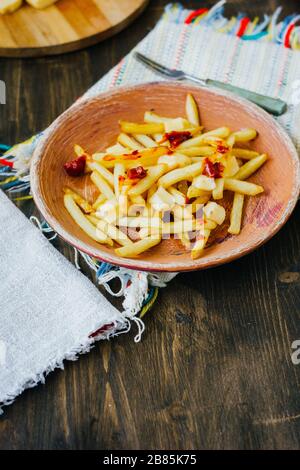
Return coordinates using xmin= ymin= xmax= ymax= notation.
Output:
xmin=30 ymin=82 xmax=300 ymax=273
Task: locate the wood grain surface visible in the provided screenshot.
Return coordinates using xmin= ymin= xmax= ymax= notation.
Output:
xmin=0 ymin=0 xmax=149 ymax=57
xmin=1 ymin=0 xmax=300 ymax=450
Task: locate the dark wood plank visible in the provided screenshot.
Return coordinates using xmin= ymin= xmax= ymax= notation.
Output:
xmin=1 ymin=0 xmax=300 ymax=450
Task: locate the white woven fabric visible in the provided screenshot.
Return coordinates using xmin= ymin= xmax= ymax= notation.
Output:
xmin=0 ymin=191 xmax=123 ymax=411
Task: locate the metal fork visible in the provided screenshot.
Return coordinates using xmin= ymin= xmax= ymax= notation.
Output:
xmin=134 ymin=52 xmax=287 ymax=116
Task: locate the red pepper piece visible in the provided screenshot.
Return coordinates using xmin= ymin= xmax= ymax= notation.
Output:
xmin=64 ymin=155 xmax=86 ymax=177
xmin=165 ymin=131 xmax=192 ymax=149
xmin=216 ymin=144 xmax=229 ymax=154
xmin=127 ymin=166 xmax=147 ymax=179
xmin=202 ymin=158 xmax=224 ymax=178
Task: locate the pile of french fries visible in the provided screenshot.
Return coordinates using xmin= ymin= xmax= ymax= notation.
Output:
xmin=63 ymin=93 xmax=267 ymax=260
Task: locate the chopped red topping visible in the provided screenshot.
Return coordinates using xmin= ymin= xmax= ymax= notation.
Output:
xmin=118 ymin=175 xmax=125 ymax=182
xmin=104 ymin=150 xmax=141 ymax=161
xmin=127 ymin=166 xmax=147 ymax=179
xmin=202 ymin=158 xmax=224 ymax=178
xmin=122 ymin=150 xmax=141 ymax=160
xmin=103 ymin=155 xmax=116 ymax=161
xmin=165 ymin=131 xmax=192 ymax=148
xmin=63 ymin=155 xmax=86 ymax=177
xmin=167 ymin=149 xmax=174 ymax=155
xmin=216 ymin=144 xmax=229 ymax=154
xmin=185 ymin=196 xmax=190 ymax=204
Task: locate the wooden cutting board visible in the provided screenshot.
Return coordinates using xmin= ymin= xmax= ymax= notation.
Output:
xmin=0 ymin=0 xmax=149 ymax=57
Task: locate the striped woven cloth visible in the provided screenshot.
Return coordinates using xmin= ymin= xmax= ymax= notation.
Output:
xmin=86 ymin=2 xmax=300 ymax=154
xmin=1 ymin=0 xmax=300 ymax=318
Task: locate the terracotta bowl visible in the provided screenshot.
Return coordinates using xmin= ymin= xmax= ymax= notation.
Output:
xmin=31 ymin=82 xmax=300 ymax=272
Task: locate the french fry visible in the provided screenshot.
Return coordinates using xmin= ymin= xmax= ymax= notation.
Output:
xmin=192 ymin=158 xmax=210 ymax=166
xmin=92 ymin=193 xmax=106 ymax=210
xmin=164 ymin=117 xmax=191 ymax=133
xmin=231 ymin=148 xmax=260 ymax=160
xmin=130 ymin=194 xmax=146 ymax=206
xmin=180 ymin=146 xmax=215 ymax=157
xmin=203 ymin=202 xmax=226 ymax=225
xmin=118 ymin=216 xmax=161 ymax=229
xmin=88 ymin=161 xmax=114 ymax=186
xmin=233 ymin=154 xmax=267 ymax=180
xmin=177 ymin=180 xmax=189 ymax=195
xmin=150 ymin=186 xmax=176 ymax=211
xmin=133 ymin=134 xmax=158 ymax=148
xmin=162 ymin=219 xmax=197 ymax=234
xmin=187 ymin=186 xmax=211 ymax=199
xmin=212 ymin=178 xmax=224 ymax=200
xmin=168 ymin=186 xmax=186 ymax=206
xmin=128 ymin=204 xmax=147 ymax=218
xmin=228 ymin=193 xmax=244 ymax=234
xmin=115 ymin=235 xmax=161 ymax=258
xmin=224 ymin=178 xmax=264 ymax=196
xmin=64 ymin=194 xmax=112 ymax=245
xmin=120 ymin=121 xmax=165 ymax=135
xmin=128 ymin=165 xmax=166 ymax=197
xmin=178 ymin=232 xmax=191 ymax=249
xmin=114 ymin=163 xmax=125 ymax=198
xmin=192 ymin=175 xmax=216 ymax=191
xmin=173 ymin=204 xmax=193 ymax=221
xmin=232 ymin=128 xmax=257 ymax=142
xmin=105 ymin=143 xmax=128 ymax=155
xmin=223 ymin=155 xmax=240 ymax=177
xmin=153 ymin=133 xmax=165 ymax=143
xmin=186 ymin=93 xmax=200 ymax=126
xmin=158 ymin=153 xmax=191 ymax=170
xmin=63 ymin=188 xmax=93 ymax=214
xmin=86 ymin=214 xmax=103 ymax=226
xmin=191 ymin=229 xmax=210 ymax=259
xmin=100 ymin=146 xmax=167 ymax=166
xmin=139 ymin=227 xmax=150 ymax=239
xmin=117 ymin=133 xmax=144 ymax=150
xmin=226 ymin=133 xmax=236 ymax=148
xmin=190 ymin=196 xmax=210 ymax=212
xmin=96 ymin=200 xmax=118 ymax=224
xmin=74 ymin=144 xmax=89 ymax=158
xmin=147 ymin=183 xmax=157 ymax=203
xmin=144 ymin=111 xmax=174 ymax=124
xmin=158 ymin=162 xmax=202 ymax=188
xmin=178 ymin=127 xmax=230 ymax=149
xmin=91 ymin=171 xmax=116 ymax=201
xmin=205 ymin=219 xmax=217 ymax=230
xmin=93 ymin=219 xmax=133 ymax=246
xmin=118 ymin=186 xmax=129 ymax=217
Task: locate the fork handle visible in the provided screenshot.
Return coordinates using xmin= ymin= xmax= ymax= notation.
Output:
xmin=205 ymin=79 xmax=287 ymax=116
xmin=186 ymin=73 xmax=287 ymax=116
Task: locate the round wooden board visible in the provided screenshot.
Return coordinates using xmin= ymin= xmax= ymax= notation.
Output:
xmin=0 ymin=0 xmax=149 ymax=57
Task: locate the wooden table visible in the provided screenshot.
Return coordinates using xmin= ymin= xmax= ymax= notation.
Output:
xmin=1 ymin=0 xmax=300 ymax=450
